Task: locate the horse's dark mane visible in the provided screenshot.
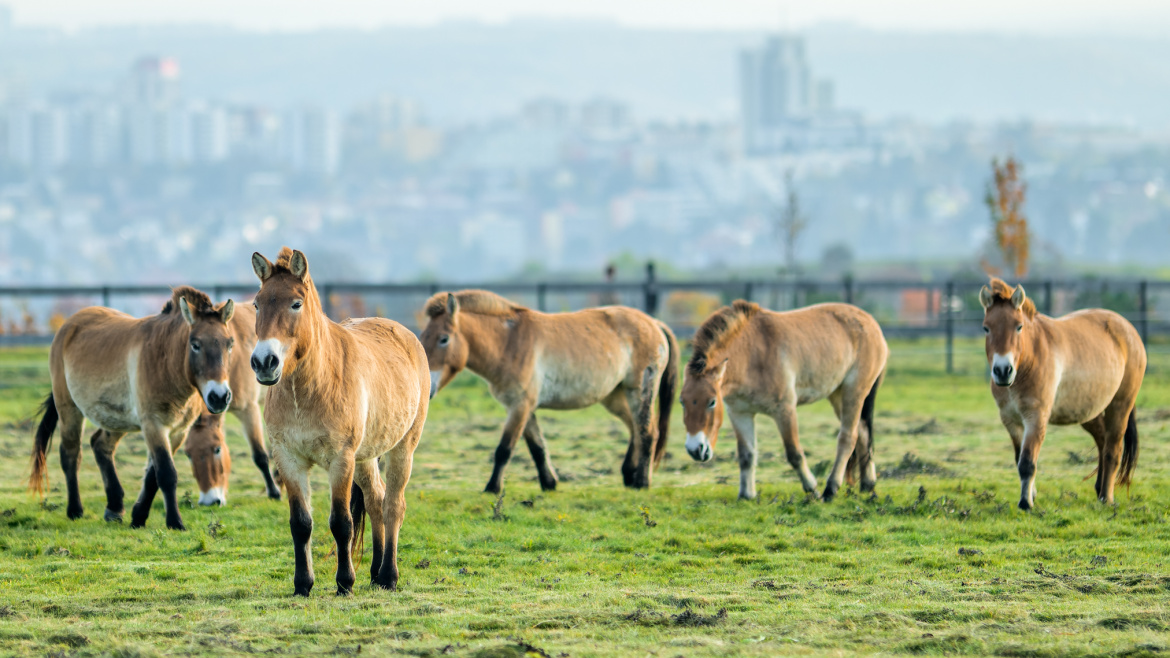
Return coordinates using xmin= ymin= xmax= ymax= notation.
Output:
xmin=160 ymin=286 xmax=217 ymax=319
xmin=424 ymin=290 xmax=522 ymax=318
xmin=987 ymin=277 xmax=1037 ymax=320
xmin=687 ymin=300 xmax=760 ymax=375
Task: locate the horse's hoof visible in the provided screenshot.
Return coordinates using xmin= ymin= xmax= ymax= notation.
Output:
xmin=373 ymin=579 xmax=398 ymax=592
xmin=167 ymin=521 xmax=188 ymax=531
xmin=267 ymin=490 xmax=282 ymax=501
xmin=336 ymin=586 xmax=353 ymax=597
xmin=539 ymin=478 xmax=558 ymax=492
xmin=293 ymin=586 xmax=313 ymax=597
xmin=1018 ymin=499 xmax=1033 ymax=511
xmin=860 ymin=481 xmax=877 ymax=494
xmin=483 ymin=484 xmax=502 ymax=495
xmin=66 ymin=506 xmax=84 ymax=520
xmin=104 ymin=508 xmax=124 ymax=523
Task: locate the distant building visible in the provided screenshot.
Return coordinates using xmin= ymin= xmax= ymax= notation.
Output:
xmin=4 ymin=105 xmax=69 ymax=169
xmin=69 ymin=103 xmax=124 ymax=166
xmin=190 ymin=104 xmax=229 ymax=162
xmin=284 ymin=107 xmax=340 ymax=175
xmin=130 ymin=56 xmax=181 ymax=106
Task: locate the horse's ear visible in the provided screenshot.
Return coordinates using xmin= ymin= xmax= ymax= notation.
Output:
xmin=713 ymin=358 xmax=728 ymax=381
xmin=1011 ymin=285 xmax=1027 ymax=310
xmin=219 ymin=299 xmax=235 ymax=324
xmin=289 ymin=250 xmax=309 ymax=280
xmin=179 ymin=297 xmax=196 ymax=326
xmin=446 ymin=293 xmax=459 ymax=317
xmin=979 ymin=285 xmax=994 ymax=310
xmin=252 ymin=252 xmax=273 ymax=282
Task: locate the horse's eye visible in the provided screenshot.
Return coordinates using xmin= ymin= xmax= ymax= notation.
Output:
xmin=1016 ymin=325 xmax=1023 ymax=333
xmin=982 ymin=326 xmax=990 ymax=334
xmin=214 ymin=446 xmax=222 ymax=456
xmin=190 ymin=342 xmax=201 ymax=352
xmin=438 ymin=335 xmax=450 ymax=346
xmin=253 ymin=301 xmax=258 ymax=309
xmin=707 ymin=398 xmax=717 ymax=410
xmin=291 ymin=300 xmax=303 ymax=310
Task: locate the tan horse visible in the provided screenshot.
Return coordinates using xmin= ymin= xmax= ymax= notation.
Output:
xmin=250 ymin=248 xmax=430 ymax=596
xmin=980 ymin=278 xmax=1145 ymax=509
xmin=30 ymin=287 xmax=236 ymax=530
xmin=680 ymin=301 xmax=887 ymax=501
xmin=420 ymin=290 xmax=678 ymax=492
xmin=87 ymin=302 xmax=281 ymax=508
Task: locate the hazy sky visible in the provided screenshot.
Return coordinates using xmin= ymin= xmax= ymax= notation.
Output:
xmin=5 ymin=0 xmax=1170 ymax=34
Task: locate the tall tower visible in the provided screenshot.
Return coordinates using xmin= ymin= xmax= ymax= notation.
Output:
xmin=740 ymin=35 xmax=811 ymax=153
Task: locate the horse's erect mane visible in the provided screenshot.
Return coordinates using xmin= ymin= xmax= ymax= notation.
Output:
xmin=987 ymin=277 xmax=1037 ymax=320
xmin=425 ymin=289 xmax=523 ymax=318
xmin=688 ymin=300 xmax=761 ymax=375
xmin=160 ymin=286 xmax=217 ymax=318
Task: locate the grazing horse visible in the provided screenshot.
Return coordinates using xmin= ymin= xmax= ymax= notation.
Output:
xmin=250 ymin=247 xmax=430 ymax=596
xmin=87 ymin=302 xmax=281 ymax=508
xmin=30 ymin=287 xmax=236 ymax=530
xmin=680 ymin=301 xmax=887 ymax=502
xmin=420 ymin=290 xmax=678 ymax=492
xmin=979 ymin=278 xmax=1145 ymax=509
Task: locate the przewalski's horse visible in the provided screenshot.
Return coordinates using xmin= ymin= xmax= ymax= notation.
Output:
xmin=420 ymin=290 xmax=678 ymax=492
xmin=30 ymin=287 xmax=236 ymax=530
xmin=250 ymin=248 xmax=430 ymax=596
xmin=88 ymin=302 xmax=281 ymax=508
xmin=980 ymin=278 xmax=1145 ymax=509
xmin=681 ymin=301 xmax=887 ymax=502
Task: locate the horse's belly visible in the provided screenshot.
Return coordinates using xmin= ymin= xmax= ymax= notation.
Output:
xmin=1051 ymin=378 xmax=1118 ymax=425
xmin=537 ymin=366 xmax=619 ymax=410
xmin=65 ymin=373 xmax=140 ymax=432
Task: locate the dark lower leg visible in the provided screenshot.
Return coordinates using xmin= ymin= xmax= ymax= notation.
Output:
xmin=523 ymin=417 xmax=558 ymax=491
xmin=290 ymin=497 xmax=314 ymax=596
xmin=60 ymin=441 xmax=84 ymax=520
xmin=130 ymin=461 xmax=160 ymax=527
xmin=330 ymin=499 xmax=355 ymax=595
xmin=485 ymin=432 xmax=516 ymax=494
xmin=253 ymin=449 xmax=281 ymax=499
xmin=152 ymin=448 xmax=185 ymax=530
xmin=90 ymin=430 xmax=125 ymax=518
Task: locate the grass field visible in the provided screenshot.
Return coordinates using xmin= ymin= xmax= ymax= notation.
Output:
xmin=1 ymin=338 xmax=1168 ymax=657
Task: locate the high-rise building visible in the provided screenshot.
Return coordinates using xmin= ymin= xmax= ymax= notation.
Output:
xmin=190 ymin=104 xmax=229 ymax=163
xmin=70 ymin=103 xmax=124 ymax=166
xmin=284 ymin=107 xmax=340 ymax=175
xmin=130 ymin=57 xmax=181 ymax=106
xmin=740 ymin=35 xmax=815 ymax=154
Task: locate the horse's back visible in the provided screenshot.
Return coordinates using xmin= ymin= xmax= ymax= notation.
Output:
xmin=1045 ymin=309 xmax=1145 ymax=423
xmin=342 ymin=317 xmax=429 ymax=415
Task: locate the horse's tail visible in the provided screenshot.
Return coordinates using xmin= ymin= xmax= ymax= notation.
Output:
xmin=1118 ymin=407 xmax=1139 ymax=486
xmin=349 ymin=481 xmax=366 ymax=570
xmin=29 ymin=393 xmax=58 ymax=496
xmin=846 ymin=374 xmax=881 ymax=486
xmin=654 ymin=321 xmax=679 ymax=469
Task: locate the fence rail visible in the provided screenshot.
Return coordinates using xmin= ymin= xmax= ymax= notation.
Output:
xmin=1 ymin=267 xmax=1168 ymax=374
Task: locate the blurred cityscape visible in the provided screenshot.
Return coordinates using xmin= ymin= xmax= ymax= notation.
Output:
xmin=1 ymin=6 xmax=1169 ymax=286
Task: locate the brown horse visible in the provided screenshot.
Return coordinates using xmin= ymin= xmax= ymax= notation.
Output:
xmin=420 ymin=290 xmax=678 ymax=492
xmin=980 ymin=278 xmax=1145 ymax=509
xmin=86 ymin=302 xmax=281 ymax=508
xmin=680 ymin=301 xmax=887 ymax=501
xmin=30 ymin=287 xmax=236 ymax=530
xmin=250 ymin=248 xmax=430 ymax=596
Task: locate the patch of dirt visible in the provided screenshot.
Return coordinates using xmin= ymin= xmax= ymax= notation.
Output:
xmin=671 ymin=608 xmax=727 ymax=627
xmin=905 ymin=418 xmax=942 ymax=435
xmin=880 ymin=453 xmax=954 ymax=479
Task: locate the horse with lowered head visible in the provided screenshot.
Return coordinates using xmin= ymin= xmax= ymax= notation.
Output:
xmin=980 ymin=278 xmax=1145 ymax=509
xmin=250 ymin=248 xmax=430 ymax=596
xmin=680 ymin=300 xmax=887 ymax=502
xmin=30 ymin=286 xmax=237 ymax=530
xmin=420 ymin=290 xmax=678 ymax=493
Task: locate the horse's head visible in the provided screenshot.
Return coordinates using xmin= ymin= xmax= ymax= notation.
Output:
xmin=185 ymin=413 xmax=231 ymax=506
xmin=419 ymin=293 xmax=469 ymax=398
xmin=680 ymin=358 xmax=727 ymax=462
xmin=177 ymin=288 xmax=236 ymax=414
xmin=980 ymin=279 xmax=1036 ymax=387
xmin=250 ymin=248 xmax=316 ymax=386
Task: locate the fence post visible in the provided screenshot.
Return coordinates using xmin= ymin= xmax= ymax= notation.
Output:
xmin=945 ymin=280 xmax=954 ymax=375
xmin=1043 ymin=280 xmax=1052 ymax=315
xmin=213 ymin=285 xmax=223 ymax=302
xmin=643 ymin=262 xmax=658 ymax=316
xmin=743 ymin=282 xmax=753 ymax=302
xmin=537 ymin=283 xmax=547 ymax=312
xmin=322 ymin=284 xmax=334 ymax=319
xmin=1139 ymin=280 xmax=1149 ymax=346
xmin=843 ymin=274 xmax=853 ymax=305
xmin=101 ymin=286 xmax=111 ymax=308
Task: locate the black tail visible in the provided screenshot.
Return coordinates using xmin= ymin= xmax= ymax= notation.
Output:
xmin=846 ymin=376 xmax=880 ymax=485
xmin=1118 ymin=408 xmax=1139 ymax=486
xmin=349 ymin=482 xmax=366 ymax=569
xmin=29 ymin=393 xmax=58 ymax=496
xmin=653 ymin=322 xmax=679 ymax=469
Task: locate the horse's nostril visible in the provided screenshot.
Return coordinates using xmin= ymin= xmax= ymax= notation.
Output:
xmin=250 ymin=354 xmax=263 ymax=371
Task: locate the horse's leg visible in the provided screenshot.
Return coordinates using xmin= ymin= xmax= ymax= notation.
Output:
xmin=822 ymin=390 xmax=863 ymax=503
xmin=728 ymin=410 xmax=757 ymax=500
xmin=377 ymin=422 xmax=421 ymax=591
xmin=484 ymin=402 xmax=534 ymax=494
xmin=625 ymin=366 xmax=661 ymax=489
xmin=233 ymin=401 xmax=281 ymax=500
xmin=56 ymin=403 xmax=86 ymax=520
xmin=770 ymin=403 xmax=818 ymax=496
xmin=522 ymin=413 xmax=559 ymax=491
xmin=1081 ymin=415 xmax=1107 ymax=499
xmin=130 ymin=422 xmax=185 ymax=530
xmin=353 ymin=458 xmax=386 ymax=584
xmin=327 ymin=451 xmax=357 ymax=596
xmin=602 ymin=389 xmax=637 ymax=487
xmin=91 ymin=429 xmax=126 ymax=522
xmin=1098 ymin=404 xmax=1131 ymax=505
xmin=827 ymin=391 xmax=857 ymax=487
xmin=129 ymin=455 xmax=160 ymax=528
xmin=275 ymin=447 xmax=315 ymax=596
xmin=1017 ymin=418 xmax=1048 ymax=511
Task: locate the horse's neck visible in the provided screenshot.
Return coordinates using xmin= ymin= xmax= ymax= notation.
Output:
xmin=145 ymin=315 xmax=195 ymax=396
xmin=1016 ymin=317 xmax=1050 ymax=379
xmin=462 ymin=313 xmax=512 ymax=383
xmin=289 ymin=313 xmax=344 ymax=400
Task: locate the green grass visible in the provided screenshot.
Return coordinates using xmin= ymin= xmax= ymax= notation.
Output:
xmin=1 ymin=338 xmax=1168 ymax=656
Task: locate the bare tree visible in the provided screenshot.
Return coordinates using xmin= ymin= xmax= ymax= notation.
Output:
xmin=775 ymin=169 xmax=808 ymax=276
